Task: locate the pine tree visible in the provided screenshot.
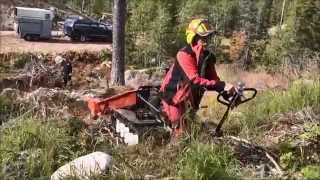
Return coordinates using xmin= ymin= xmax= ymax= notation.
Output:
xmin=93 ymin=0 xmax=105 ymax=16
xmin=239 ymin=0 xmax=258 ymax=40
xmin=111 ymin=0 xmax=126 ymax=85
xmin=237 ymin=0 xmax=258 ymax=68
xmin=295 ymin=0 xmax=320 ymax=51
xmin=257 ymin=0 xmax=273 ymax=38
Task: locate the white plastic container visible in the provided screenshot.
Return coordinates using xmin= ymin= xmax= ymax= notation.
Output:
xmin=124 ymin=133 xmax=139 ymax=145
xmin=120 ymin=126 xmax=129 ymax=137
xmin=115 ymin=120 xmax=121 ymax=133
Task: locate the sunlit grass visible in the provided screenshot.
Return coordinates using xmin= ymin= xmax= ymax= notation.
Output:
xmin=200 ymin=80 xmax=320 ymax=139
xmin=177 ymin=142 xmax=241 ymax=180
xmin=0 ymin=117 xmax=88 ymax=179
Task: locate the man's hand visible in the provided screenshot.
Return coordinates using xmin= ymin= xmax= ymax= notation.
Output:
xmin=224 ymin=83 xmax=235 ymax=96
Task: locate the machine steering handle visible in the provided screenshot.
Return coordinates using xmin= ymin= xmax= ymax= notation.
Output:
xmin=217 ymin=88 xmax=257 ymax=107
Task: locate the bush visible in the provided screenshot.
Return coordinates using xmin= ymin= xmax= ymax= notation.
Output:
xmin=99 ymin=49 xmax=112 ymax=62
xmin=12 ymin=53 xmax=33 ymax=69
xmin=177 ymin=143 xmax=240 ymax=180
xmin=280 ymin=152 xmax=296 ymax=170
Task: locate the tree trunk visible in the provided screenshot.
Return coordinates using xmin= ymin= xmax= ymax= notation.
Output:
xmin=81 ymin=0 xmax=85 ymax=13
xmin=279 ymin=0 xmax=286 ymax=29
xmin=111 ymin=0 xmax=126 ymax=85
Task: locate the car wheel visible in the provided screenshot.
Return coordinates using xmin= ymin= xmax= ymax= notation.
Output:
xmin=33 ymin=35 xmax=40 ymax=41
xmin=24 ymin=34 xmax=32 ymax=41
xmin=80 ymin=34 xmax=87 ymax=42
xmin=70 ymin=36 xmax=77 ymax=41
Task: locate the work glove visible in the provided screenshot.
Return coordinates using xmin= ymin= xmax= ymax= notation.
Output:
xmin=206 ymin=81 xmax=226 ymax=92
xmin=224 ymin=83 xmax=235 ymax=96
xmin=219 ymin=83 xmax=235 ymax=101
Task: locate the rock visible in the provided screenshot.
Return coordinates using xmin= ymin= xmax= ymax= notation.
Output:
xmin=51 ymin=152 xmax=112 ymax=180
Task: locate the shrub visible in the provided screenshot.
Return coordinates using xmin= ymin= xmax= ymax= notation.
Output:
xmin=12 ymin=53 xmax=33 ymax=69
xmin=177 ymin=143 xmax=240 ymax=180
xmin=99 ymin=49 xmax=112 ymax=62
xmin=280 ymin=152 xmax=296 ymax=170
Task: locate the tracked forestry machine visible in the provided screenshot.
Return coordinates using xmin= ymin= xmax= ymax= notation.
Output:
xmin=87 ymin=83 xmax=257 ymax=145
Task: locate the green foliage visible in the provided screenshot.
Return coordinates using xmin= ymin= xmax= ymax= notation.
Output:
xmin=0 ymin=96 xmax=16 ymax=125
xmin=262 ymin=0 xmax=298 ymax=67
xmin=0 ymin=118 xmax=87 ymax=179
xmin=12 ymin=53 xmax=33 ymax=69
xmin=0 ymin=96 xmax=11 ymax=115
xmin=66 ymin=0 xmax=112 ymax=17
xmin=280 ymin=152 xmax=296 ymax=169
xmin=126 ymin=0 xmax=177 ymax=67
xmin=93 ymin=0 xmax=105 ymax=16
xmin=251 ymin=39 xmax=268 ymax=65
xmin=126 ymin=0 xmax=243 ymax=67
xmin=99 ymin=49 xmax=112 ymax=61
xmin=261 ymin=0 xmax=320 ymax=67
xmin=301 ymin=165 xmax=320 ymax=179
xmin=295 ymin=0 xmax=320 ymax=51
xmin=239 ymin=0 xmax=258 ymax=39
xmin=276 ymin=121 xmax=319 ymax=173
xmin=229 ymin=80 xmax=320 ymax=134
xmin=300 ymin=123 xmax=320 ymax=141
xmin=178 ymin=143 xmax=240 ymax=180
xmin=256 ymin=0 xmax=273 ymax=38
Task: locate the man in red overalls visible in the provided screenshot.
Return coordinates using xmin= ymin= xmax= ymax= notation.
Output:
xmin=160 ymin=18 xmax=234 ymax=139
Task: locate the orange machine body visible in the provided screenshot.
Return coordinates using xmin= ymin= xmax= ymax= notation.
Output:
xmin=88 ymin=89 xmax=138 ymax=119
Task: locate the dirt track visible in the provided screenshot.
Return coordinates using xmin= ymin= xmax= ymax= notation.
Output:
xmin=0 ymin=31 xmax=112 ymax=53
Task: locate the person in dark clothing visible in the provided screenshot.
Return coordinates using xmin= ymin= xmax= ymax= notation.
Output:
xmin=61 ymin=59 xmax=72 ymax=87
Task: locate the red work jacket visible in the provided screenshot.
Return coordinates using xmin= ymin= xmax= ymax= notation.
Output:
xmin=160 ymin=44 xmax=220 ymax=109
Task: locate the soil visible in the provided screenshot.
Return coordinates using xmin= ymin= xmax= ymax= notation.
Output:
xmin=0 ymin=31 xmax=112 ymax=53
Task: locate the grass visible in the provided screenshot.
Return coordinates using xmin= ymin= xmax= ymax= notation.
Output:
xmin=177 ymin=143 xmax=241 ymax=180
xmin=0 ymin=64 xmax=319 ymax=179
xmin=0 ymin=96 xmax=16 ymax=125
xmin=301 ymin=165 xmax=320 ymax=180
xmin=0 ymin=117 xmax=90 ymax=179
xmin=223 ymin=80 xmax=320 ymax=137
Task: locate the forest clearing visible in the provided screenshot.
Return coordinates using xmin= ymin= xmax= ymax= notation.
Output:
xmin=0 ymin=0 xmax=319 ymax=179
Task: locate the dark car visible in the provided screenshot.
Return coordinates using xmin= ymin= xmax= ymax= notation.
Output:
xmin=63 ymin=18 xmax=112 ymax=42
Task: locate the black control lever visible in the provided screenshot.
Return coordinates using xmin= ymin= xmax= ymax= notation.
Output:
xmin=213 ymin=85 xmax=257 ymax=137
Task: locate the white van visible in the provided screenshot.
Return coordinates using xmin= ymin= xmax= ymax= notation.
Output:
xmin=14 ymin=7 xmax=54 ymax=40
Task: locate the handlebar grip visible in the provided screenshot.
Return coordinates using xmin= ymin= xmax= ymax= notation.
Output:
xmin=217 ymin=91 xmax=231 ymax=106
xmin=217 ymin=88 xmax=257 ymax=106
xmin=240 ymin=88 xmax=257 ymax=104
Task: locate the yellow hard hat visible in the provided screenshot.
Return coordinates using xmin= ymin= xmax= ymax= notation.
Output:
xmin=186 ymin=19 xmax=214 ymax=44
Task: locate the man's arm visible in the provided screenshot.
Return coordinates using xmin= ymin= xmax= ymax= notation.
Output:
xmin=177 ymin=51 xmax=219 ymax=87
